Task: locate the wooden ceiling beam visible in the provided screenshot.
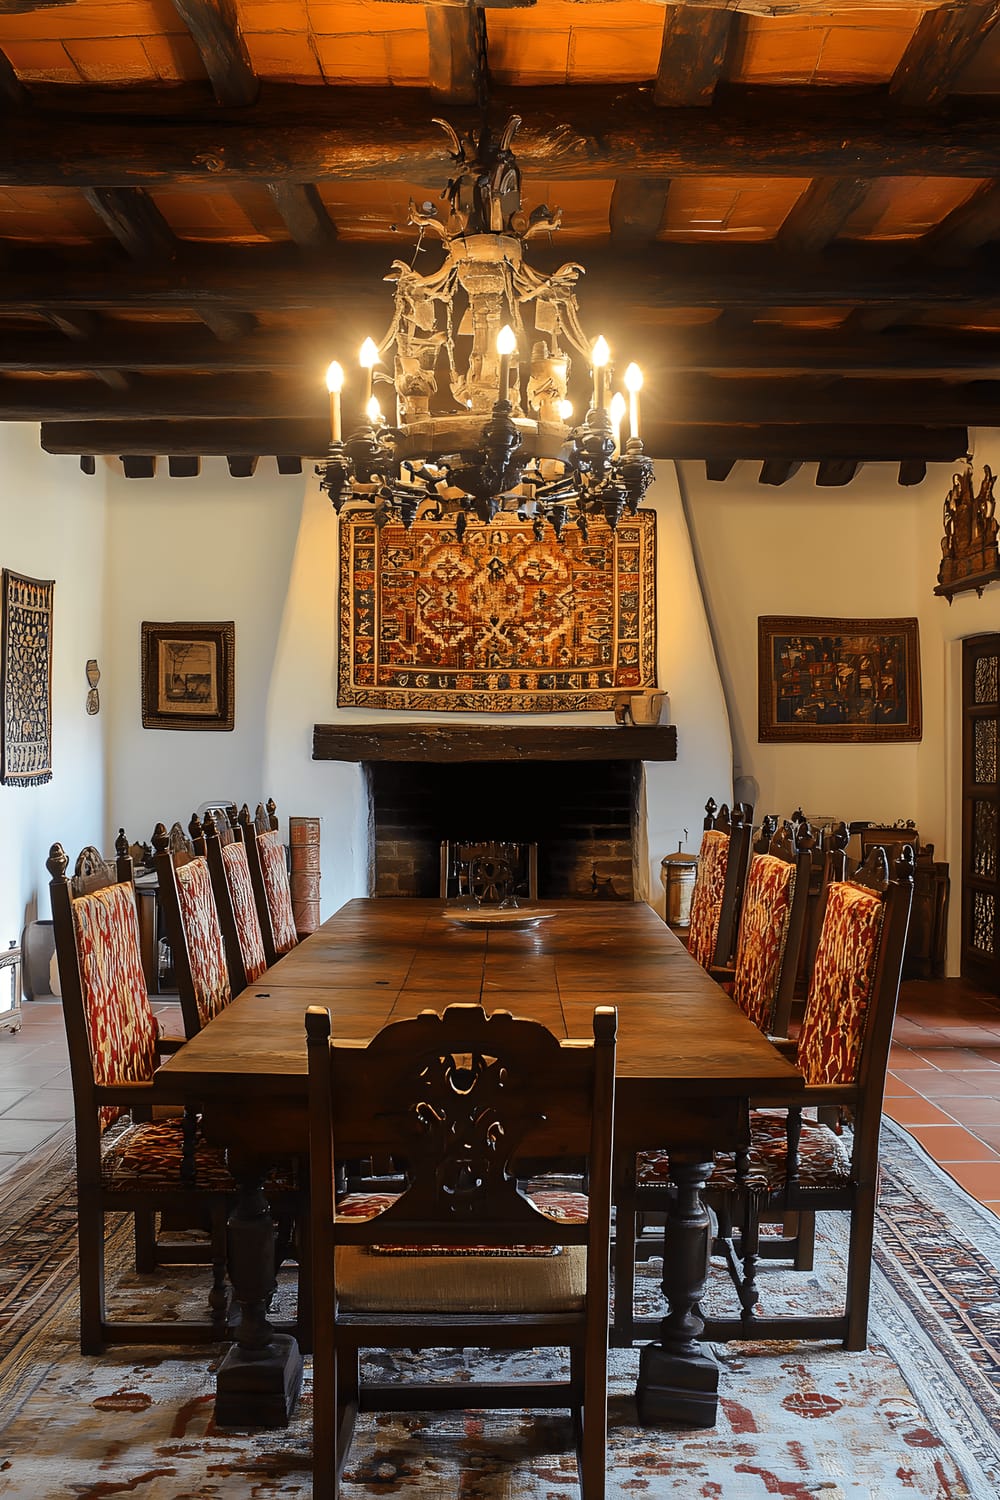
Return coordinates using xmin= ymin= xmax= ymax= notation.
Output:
xmin=654 ymin=5 xmax=737 ymax=107
xmin=265 ymin=183 xmax=338 ymax=251
xmin=82 ymin=188 xmax=177 ymax=264
xmin=609 ymin=180 xmax=670 ymax=243
xmin=0 ymin=49 xmax=29 ymax=111
xmin=922 ymin=181 xmax=1000 ymax=260
xmin=5 ymin=241 xmax=1000 ymax=314
xmin=11 ymin=372 xmax=999 ymax=424
xmin=39 ymin=418 xmax=970 ymax=464
xmin=776 ymin=178 xmax=870 ymax=254
xmin=890 ymin=1 xmax=1000 ymax=109
xmin=168 ymin=0 xmax=258 ymax=108
xmin=5 ymin=88 xmax=1000 ymax=184
xmin=427 ymin=5 xmax=481 ymax=103
xmin=5 ymin=324 xmax=1000 ymax=379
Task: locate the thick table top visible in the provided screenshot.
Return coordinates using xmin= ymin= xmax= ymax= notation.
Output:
xmin=160 ymin=900 xmax=802 ymax=1124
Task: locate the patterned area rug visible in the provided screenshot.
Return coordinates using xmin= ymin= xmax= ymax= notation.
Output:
xmin=1 ymin=1119 xmax=999 ymax=1499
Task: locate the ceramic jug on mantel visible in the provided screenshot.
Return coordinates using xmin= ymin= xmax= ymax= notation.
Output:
xmin=616 ymin=689 xmax=668 ymax=726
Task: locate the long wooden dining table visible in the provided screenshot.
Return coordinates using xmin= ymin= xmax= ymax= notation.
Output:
xmin=158 ymin=897 xmax=803 ymax=1430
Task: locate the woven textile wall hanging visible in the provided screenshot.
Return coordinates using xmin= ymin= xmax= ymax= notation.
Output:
xmin=338 ymin=510 xmax=656 ymax=713
xmin=1 ymin=570 xmax=54 ymax=787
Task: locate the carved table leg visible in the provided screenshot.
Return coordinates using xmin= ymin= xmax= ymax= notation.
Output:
xmin=636 ymin=1155 xmax=720 ymax=1427
xmin=215 ymin=1166 xmax=303 ymax=1429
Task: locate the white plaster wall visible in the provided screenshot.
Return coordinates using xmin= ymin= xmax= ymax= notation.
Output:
xmin=0 ymin=424 xmax=108 ymax=946
xmin=101 ymin=456 xmax=731 ymax=919
xmin=680 ymin=439 xmax=1000 ymax=974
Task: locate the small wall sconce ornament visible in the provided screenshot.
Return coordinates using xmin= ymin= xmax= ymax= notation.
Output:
xmin=935 ymin=457 xmax=999 ymax=602
xmin=85 ymin=658 xmax=100 ymax=715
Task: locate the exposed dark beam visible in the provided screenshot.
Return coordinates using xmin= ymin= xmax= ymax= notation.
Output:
xmin=758 ymin=460 xmax=802 ymax=486
xmin=609 ymin=180 xmax=670 ymax=243
xmin=198 ymin=308 xmax=258 ymax=342
xmin=43 ymin=310 xmax=99 ymax=341
xmin=168 ymin=0 xmax=258 ymax=108
xmin=654 ymin=4 xmax=736 ymax=107
xmin=226 ymin=454 xmax=258 ymax=477
xmin=6 ymin=323 xmax=1000 ymax=380
xmin=816 ymin=458 xmax=861 ymax=486
xmin=168 ymin=455 xmax=201 ymax=477
xmin=898 ymin=459 xmax=928 ymax=486
xmin=79 ymin=455 xmax=96 ymax=475
xmin=426 ymin=4 xmax=481 ymax=103
xmin=265 ymin=183 xmax=338 ymax=251
xmin=82 ymin=187 xmax=177 ymax=263
xmin=922 ymin=181 xmax=1000 ymax=260
xmin=5 ymin=88 xmax=1000 ymax=186
xmin=40 ymin=418 xmax=970 ymax=465
xmin=6 ymin=241 xmax=1000 ymax=316
xmin=10 ymin=372 xmax=1000 ymax=425
xmin=890 ymin=1 xmax=1000 ymax=109
xmin=276 ymin=456 xmax=303 ymax=475
xmin=0 ymin=49 xmax=29 ymax=111
xmin=121 ymin=455 xmax=156 ymax=478
xmin=776 ymin=178 xmax=870 ymax=254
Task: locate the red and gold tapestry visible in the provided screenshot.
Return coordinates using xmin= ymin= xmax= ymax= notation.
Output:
xmin=338 ymin=510 xmax=656 ymax=713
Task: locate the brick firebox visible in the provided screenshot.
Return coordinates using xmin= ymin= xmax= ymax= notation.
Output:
xmin=312 ymin=723 xmax=678 ymax=902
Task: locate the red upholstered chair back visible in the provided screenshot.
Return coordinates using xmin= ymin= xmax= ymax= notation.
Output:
xmin=257 ymin=829 xmax=298 ymax=955
xmin=796 ymin=863 xmax=892 ymax=1087
xmin=686 ymin=828 xmax=729 ymax=969
xmin=686 ymin=798 xmax=754 ymax=971
xmin=730 ymin=819 xmax=815 ymax=1037
xmin=221 ymin=840 xmax=269 ymax=980
xmin=154 ymin=822 xmax=233 ymax=1037
xmin=49 ymin=837 xmax=159 ymax=1133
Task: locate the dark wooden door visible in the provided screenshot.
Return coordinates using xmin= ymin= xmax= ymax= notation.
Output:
xmin=962 ymin=634 xmax=1000 ymax=991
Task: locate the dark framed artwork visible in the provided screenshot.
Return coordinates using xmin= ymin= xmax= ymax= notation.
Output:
xmin=338 ymin=509 xmax=656 ymax=712
xmin=141 ymin=621 xmax=235 ymax=731
xmin=1 ymin=569 xmax=54 ymax=786
xmin=758 ymin=616 xmax=922 ymax=743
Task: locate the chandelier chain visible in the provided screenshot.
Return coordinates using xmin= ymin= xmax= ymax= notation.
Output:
xmin=475 ymin=5 xmax=490 ymax=122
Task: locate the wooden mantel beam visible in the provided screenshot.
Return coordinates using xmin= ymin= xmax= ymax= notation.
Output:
xmin=4 ymin=87 xmax=1000 ymax=186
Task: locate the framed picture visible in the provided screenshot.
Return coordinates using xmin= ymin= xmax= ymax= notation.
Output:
xmin=141 ymin=621 xmax=235 ymax=732
xmin=1 ymin=569 xmax=54 ymax=786
xmin=758 ymin=616 xmax=921 ymax=743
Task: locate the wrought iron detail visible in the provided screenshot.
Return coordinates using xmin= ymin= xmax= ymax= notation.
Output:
xmin=974 ymin=717 xmax=998 ymax=786
xmin=974 ymin=654 xmax=998 ymax=705
xmin=973 ymin=799 xmax=998 ymax=880
xmin=972 ymin=889 xmax=995 ymax=955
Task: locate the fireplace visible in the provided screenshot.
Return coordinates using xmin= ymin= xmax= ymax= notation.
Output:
xmin=313 ymin=723 xmax=678 ymax=903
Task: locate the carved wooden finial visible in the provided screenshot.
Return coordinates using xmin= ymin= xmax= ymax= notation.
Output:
xmin=46 ymin=842 xmax=69 ymax=881
xmin=703 ymin=797 xmax=717 ymax=829
xmin=266 ymin=796 xmax=278 ymax=829
xmin=895 ymin=842 xmax=916 ymax=886
xmin=203 ymin=809 xmax=217 ymax=838
xmin=115 ymin=828 xmax=130 ymax=859
xmin=152 ymin=822 xmax=170 ymax=854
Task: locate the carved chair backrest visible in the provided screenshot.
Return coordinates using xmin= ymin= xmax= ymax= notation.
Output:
xmin=239 ymin=802 xmax=298 ymax=964
xmin=687 ymin=798 xmax=754 ymax=970
xmin=731 ymin=818 xmax=816 ymax=1037
xmin=203 ymin=810 xmax=268 ymax=993
xmin=47 ymin=834 xmax=159 ymax=1150
xmin=307 ymin=1001 xmax=616 ymax=1259
xmin=153 ymin=822 xmax=232 ymax=1037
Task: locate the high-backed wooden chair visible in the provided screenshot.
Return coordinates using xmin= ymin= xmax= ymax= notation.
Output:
xmin=305 ymin=1001 xmax=617 ymax=1500
xmin=685 ymin=798 xmax=754 ymax=971
xmin=240 ymin=799 xmax=299 ymax=967
xmin=152 ymin=821 xmax=234 ymax=1038
xmin=47 ymin=835 xmax=235 ymax=1353
xmin=202 ymin=809 xmax=269 ymax=993
xmin=706 ymin=844 xmax=914 ymax=1349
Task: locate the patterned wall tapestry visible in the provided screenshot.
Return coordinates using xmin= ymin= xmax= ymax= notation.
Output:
xmin=1 ymin=570 xmax=54 ymax=787
xmin=338 ymin=510 xmax=656 ymax=713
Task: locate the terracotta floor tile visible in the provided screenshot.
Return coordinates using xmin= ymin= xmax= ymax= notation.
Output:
xmin=943 ymin=1160 xmax=1000 ymax=1198
xmin=883 ymin=1074 xmax=921 ymax=1097
xmin=909 ymin=1047 xmax=1000 ymax=1071
xmin=904 ymin=1124 xmax=1000 ymax=1162
xmin=888 ymin=1047 xmax=934 ymax=1070
xmin=968 ymin=1124 xmax=1000 ymax=1151
xmin=890 ymin=1069 xmax=979 ymax=1097
xmin=883 ymin=1097 xmax=958 ymax=1126
xmin=936 ymin=1095 xmax=1000 ymax=1126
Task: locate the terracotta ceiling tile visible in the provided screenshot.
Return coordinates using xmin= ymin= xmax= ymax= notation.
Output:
xmin=316 ymin=180 xmax=434 ymax=241
xmin=0 ymin=188 xmax=109 ymax=244
xmin=105 ymin=309 xmax=203 ymax=325
xmin=313 ymin=29 xmax=426 ymax=85
xmin=841 ymin=178 xmax=991 ymax=240
xmin=140 ymin=31 xmax=207 ymax=82
xmin=65 ymin=37 xmax=159 ymax=85
xmin=735 ymin=11 xmax=921 ymax=86
xmin=151 ymin=186 xmax=283 ymax=243
xmin=568 ymin=22 xmax=665 ymax=83
xmin=244 ymin=32 xmax=323 ymax=82
xmin=488 ymin=15 xmax=571 ymax=86
xmin=521 ymin=178 xmax=616 ymax=240
xmin=0 ymin=40 xmax=80 ymax=84
xmin=308 ymin=0 xmax=422 ymax=37
xmin=0 ymin=1 xmax=182 ymax=44
xmin=239 ymin=0 xmax=313 ymax=28
xmin=659 ymin=179 xmax=811 ymax=242
xmin=756 ymin=309 xmax=851 ymax=330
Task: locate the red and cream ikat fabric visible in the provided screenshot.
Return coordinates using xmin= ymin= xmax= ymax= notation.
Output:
xmin=175 ymin=857 xmax=231 ymax=1027
xmin=70 ymin=882 xmax=159 ymax=1130
xmin=686 ymin=828 xmax=729 ymax=970
xmin=338 ymin=510 xmax=656 ymax=712
xmin=258 ymin=830 xmax=298 ymax=955
xmin=797 ymin=881 xmax=885 ymax=1086
xmin=732 ymin=852 xmax=797 ymax=1031
xmin=220 ymin=841 xmax=268 ymax=981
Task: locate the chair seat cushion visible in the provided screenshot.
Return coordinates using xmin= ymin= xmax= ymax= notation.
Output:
xmin=636 ymin=1111 xmax=853 ymax=1193
xmin=101 ymin=1119 xmax=234 ymax=1191
xmin=332 ymin=1187 xmax=590 ymax=1312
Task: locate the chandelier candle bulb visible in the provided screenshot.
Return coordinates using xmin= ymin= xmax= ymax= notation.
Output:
xmin=497 ymin=324 xmax=517 ymax=404
xmin=360 ymin=338 xmax=379 ymax=413
xmin=325 ymin=361 xmax=344 ymax=444
xmin=625 ymin=363 xmax=643 ymax=440
xmin=591 ymin=336 xmax=610 ymax=410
